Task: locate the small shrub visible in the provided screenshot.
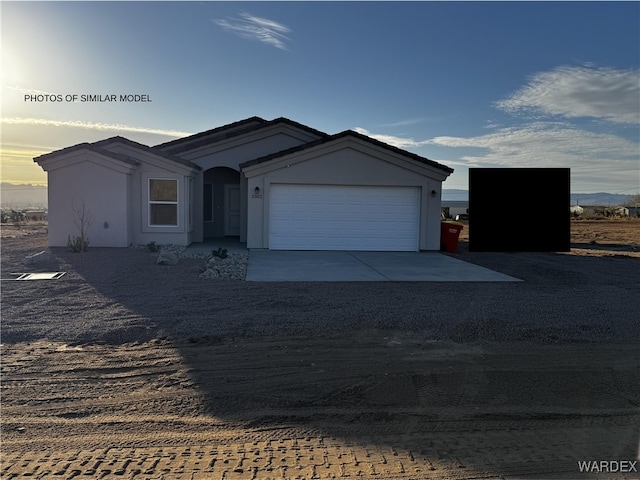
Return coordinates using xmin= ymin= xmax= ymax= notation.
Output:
xmin=211 ymin=247 xmax=228 ymax=259
xmin=68 ymin=235 xmax=89 ymax=253
xmin=147 ymin=241 xmax=160 ymax=252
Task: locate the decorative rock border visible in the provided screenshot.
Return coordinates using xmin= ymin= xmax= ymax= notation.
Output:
xmin=198 ymin=253 xmax=248 ymax=280
xmin=149 ymin=244 xmax=248 ymax=280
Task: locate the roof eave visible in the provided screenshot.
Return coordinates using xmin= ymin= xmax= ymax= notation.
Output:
xmin=92 ymin=136 xmax=202 ymax=170
xmin=156 ymin=117 xmax=329 ymax=155
xmin=155 ymin=116 xmax=268 ymax=152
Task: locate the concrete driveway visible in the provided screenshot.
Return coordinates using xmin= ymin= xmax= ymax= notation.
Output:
xmin=246 ymin=250 xmax=521 ymax=282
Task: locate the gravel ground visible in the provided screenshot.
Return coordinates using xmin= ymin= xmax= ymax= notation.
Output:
xmin=1 ymin=230 xmax=639 ymax=345
xmin=4 ymin=227 xmax=639 ymax=480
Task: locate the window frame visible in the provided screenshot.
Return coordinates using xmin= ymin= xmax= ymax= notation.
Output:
xmin=148 ymin=178 xmax=179 ymax=227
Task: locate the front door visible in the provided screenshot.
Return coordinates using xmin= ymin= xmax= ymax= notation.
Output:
xmin=224 ymin=184 xmax=241 ymax=236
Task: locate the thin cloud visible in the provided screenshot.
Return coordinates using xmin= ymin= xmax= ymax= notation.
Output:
xmin=1 ymin=117 xmax=193 ymax=138
xmin=353 ymin=127 xmax=431 ymax=149
xmin=214 ymin=12 xmax=291 ymax=50
xmin=355 ymin=122 xmax=639 ymax=191
xmin=427 ymin=122 xmax=639 ymax=189
xmin=0 ymin=146 xmax=51 ymax=159
xmin=6 ymin=85 xmax=57 ymax=96
xmin=381 ymin=118 xmax=425 ymax=128
xmin=495 ymin=65 xmax=640 ymax=124
xmin=428 ymin=122 xmax=639 ymax=165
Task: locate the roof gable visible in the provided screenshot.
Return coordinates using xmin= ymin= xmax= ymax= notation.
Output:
xmin=94 ymin=136 xmax=200 ymax=170
xmin=240 ymin=129 xmax=454 ymax=175
xmin=34 ymin=142 xmax=140 ymax=167
xmin=33 ymin=144 xmax=141 ymax=175
xmin=34 ymin=136 xmax=201 ymax=172
xmin=155 ymin=117 xmax=328 ymax=155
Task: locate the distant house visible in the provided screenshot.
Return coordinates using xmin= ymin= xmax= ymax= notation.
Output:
xmin=442 ymin=200 xmax=468 ymax=219
xmin=34 ymin=117 xmax=453 ymax=250
xmin=24 ymin=210 xmax=47 ymax=221
xmin=584 ymin=205 xmax=633 ymax=218
xmin=615 ymin=207 xmax=629 ymax=217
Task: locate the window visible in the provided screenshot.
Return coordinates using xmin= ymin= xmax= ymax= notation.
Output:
xmin=149 ymin=178 xmax=178 ymax=226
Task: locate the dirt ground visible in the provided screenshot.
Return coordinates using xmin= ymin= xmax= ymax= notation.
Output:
xmin=1 ymin=220 xmax=639 ymax=479
xmin=455 ymin=218 xmax=640 ymax=257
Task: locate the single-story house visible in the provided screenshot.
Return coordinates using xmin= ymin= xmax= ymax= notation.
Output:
xmin=34 ymin=117 xmax=453 ymax=251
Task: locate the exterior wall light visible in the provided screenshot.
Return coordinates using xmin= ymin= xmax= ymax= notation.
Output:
xmin=254 ymin=186 xmax=260 ymax=195
xmin=431 ymin=190 xmax=437 ymax=197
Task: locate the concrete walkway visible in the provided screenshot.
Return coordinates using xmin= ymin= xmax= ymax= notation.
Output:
xmin=246 ymin=250 xmax=521 ymax=282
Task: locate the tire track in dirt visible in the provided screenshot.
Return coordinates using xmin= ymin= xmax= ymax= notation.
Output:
xmin=2 ymin=336 xmax=639 ymax=479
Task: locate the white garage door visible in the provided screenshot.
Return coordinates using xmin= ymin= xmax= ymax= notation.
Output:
xmin=269 ymin=184 xmax=420 ymax=251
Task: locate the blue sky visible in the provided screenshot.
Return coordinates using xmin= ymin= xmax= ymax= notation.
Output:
xmin=1 ymin=1 xmax=639 ymax=195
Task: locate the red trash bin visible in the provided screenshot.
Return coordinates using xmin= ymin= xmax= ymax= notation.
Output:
xmin=440 ymin=221 xmax=464 ymax=253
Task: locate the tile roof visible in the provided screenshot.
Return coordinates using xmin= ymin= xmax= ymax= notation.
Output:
xmin=239 ymin=129 xmax=454 ymax=174
xmin=93 ymin=136 xmax=201 ymax=169
xmin=154 ymin=117 xmax=329 ymax=154
xmin=33 ymin=142 xmax=140 ymax=167
xmin=154 ymin=116 xmax=268 ymax=152
xmin=33 ymin=120 xmax=452 ymax=175
xmin=33 ymin=137 xmax=201 ymax=170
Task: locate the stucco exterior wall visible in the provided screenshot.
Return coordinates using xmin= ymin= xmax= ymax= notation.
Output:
xmin=244 ymin=148 xmax=444 ymax=250
xmin=128 ymin=164 xmax=195 ymax=247
xmin=90 ymin=142 xmax=198 ymax=247
xmin=182 ymin=131 xmax=319 ymax=244
xmin=47 ymin=161 xmax=130 ymax=247
xmin=39 ymin=143 xmax=199 ymax=248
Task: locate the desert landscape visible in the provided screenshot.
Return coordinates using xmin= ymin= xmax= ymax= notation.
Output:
xmin=455 ymin=218 xmax=640 ymax=257
xmin=1 ymin=219 xmax=639 ymax=479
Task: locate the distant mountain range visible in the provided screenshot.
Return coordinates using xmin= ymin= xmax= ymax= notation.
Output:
xmin=441 ymin=189 xmax=470 ymax=201
xmin=567 ymin=192 xmax=637 ymax=206
xmin=1 ymin=183 xmax=48 ymax=209
xmin=0 ymin=183 xmax=635 ymax=209
xmin=443 ymin=189 xmax=635 ymax=206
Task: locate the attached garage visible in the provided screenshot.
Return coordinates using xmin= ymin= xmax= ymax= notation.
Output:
xmin=241 ymin=130 xmax=454 ymax=251
xmin=269 ymin=184 xmax=420 ymax=251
